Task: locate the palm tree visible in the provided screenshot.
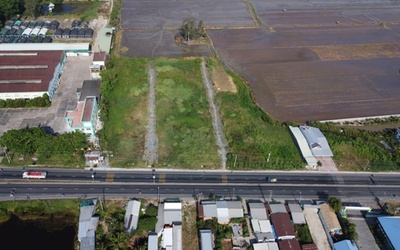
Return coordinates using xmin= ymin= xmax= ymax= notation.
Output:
xmin=107 ymin=232 xmax=129 ymax=250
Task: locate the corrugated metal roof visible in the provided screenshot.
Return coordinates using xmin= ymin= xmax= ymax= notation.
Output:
xmin=270 ymin=213 xmax=296 ymax=238
xmin=0 ymin=50 xmax=63 ymax=93
xmin=148 ymin=232 xmax=158 ymax=250
xmin=249 ymin=202 xmax=268 ymax=220
xmin=173 ymin=223 xmax=182 ymax=250
xmin=288 ymin=203 xmax=303 ymax=213
xmin=259 ymin=219 xmax=273 ymax=233
xmin=334 ymin=240 xmax=358 ymax=250
xmin=377 ymin=217 xmax=400 ymax=248
xmin=200 ymin=229 xmax=213 ymax=250
xmin=162 ymin=227 xmax=173 ymax=248
xmin=79 ymin=204 xmax=96 ymax=221
xmin=269 ymin=204 xmax=287 ymax=214
xmin=299 ymin=126 xmax=333 ymax=157
xmin=319 ymin=204 xmax=341 ymax=232
xmin=0 ymin=43 xmax=90 ymax=51
xmin=278 ymin=239 xmax=301 ymax=250
xmin=251 ymin=219 xmax=261 ymax=233
xmin=164 ymin=210 xmax=182 ymax=225
xmin=97 ymin=28 xmax=113 ymax=54
xmin=202 ymin=203 xmax=217 ymax=218
xmin=124 ymin=199 xmax=141 ymax=231
xmin=289 ymin=126 xmax=318 ymax=166
xmin=292 ymin=212 xmax=306 ymax=224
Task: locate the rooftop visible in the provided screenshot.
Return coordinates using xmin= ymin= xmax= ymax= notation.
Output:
xmin=0 ymin=50 xmax=63 ymax=93
xmin=377 ymin=216 xmax=400 ymax=248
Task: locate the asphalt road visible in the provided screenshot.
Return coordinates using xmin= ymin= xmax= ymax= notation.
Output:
xmin=0 ymin=168 xmax=399 ymax=202
xmin=1 ymin=168 xmax=398 ymax=186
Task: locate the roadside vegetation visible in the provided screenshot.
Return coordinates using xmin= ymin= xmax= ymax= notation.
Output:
xmin=311 ymin=121 xmax=400 ymax=171
xmin=96 ymin=199 xmax=158 ymax=250
xmin=98 ymin=58 xmax=149 ymax=167
xmin=209 ymin=58 xmax=304 ymax=170
xmin=0 ymin=127 xmax=88 ymax=167
xmin=0 ymin=94 xmax=50 ymax=108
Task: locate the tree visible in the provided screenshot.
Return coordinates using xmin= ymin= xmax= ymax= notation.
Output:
xmin=24 ymin=0 xmax=42 ymax=19
xmin=0 ymin=0 xmax=24 ymax=22
xmin=180 ymin=17 xmax=205 ymax=42
xmin=328 ymin=196 xmax=342 ymax=213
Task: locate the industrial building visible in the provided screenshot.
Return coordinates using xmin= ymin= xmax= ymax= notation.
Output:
xmin=0 ymin=50 xmax=66 ymax=100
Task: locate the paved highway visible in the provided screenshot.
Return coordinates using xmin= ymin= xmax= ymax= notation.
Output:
xmin=0 ymin=167 xmax=399 ymax=202
xmin=0 ymin=167 xmax=399 ymax=186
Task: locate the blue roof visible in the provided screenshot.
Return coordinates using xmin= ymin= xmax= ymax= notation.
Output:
xmin=377 ymin=217 xmax=400 ymax=248
xmin=334 ymin=240 xmax=358 ymax=250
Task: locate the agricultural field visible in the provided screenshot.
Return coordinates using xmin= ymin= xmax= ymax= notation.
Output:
xmin=118 ymin=0 xmax=400 ymax=123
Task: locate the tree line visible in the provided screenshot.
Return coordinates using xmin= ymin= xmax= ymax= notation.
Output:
xmin=0 ymin=94 xmax=51 ymax=108
xmin=0 ymin=126 xmax=88 ymax=162
xmin=0 ymin=0 xmax=64 ymax=28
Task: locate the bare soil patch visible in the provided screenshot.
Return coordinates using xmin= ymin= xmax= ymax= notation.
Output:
xmin=212 ymin=64 xmax=237 ymax=93
xmin=182 ymin=199 xmax=199 ymax=250
xmin=311 ymin=43 xmax=400 ymax=61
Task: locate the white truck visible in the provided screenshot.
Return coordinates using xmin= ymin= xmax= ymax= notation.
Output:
xmin=22 ymin=171 xmax=47 ymax=179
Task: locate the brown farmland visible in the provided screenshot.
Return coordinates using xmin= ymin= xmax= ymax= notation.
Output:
xmin=121 ymin=0 xmax=400 ymax=122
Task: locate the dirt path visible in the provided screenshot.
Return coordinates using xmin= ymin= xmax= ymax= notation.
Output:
xmin=201 ymin=58 xmax=228 ymax=168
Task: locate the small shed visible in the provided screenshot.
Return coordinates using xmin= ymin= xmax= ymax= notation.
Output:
xmin=5 ymin=21 xmax=14 ymax=29
xmin=85 ymin=28 xmax=94 ymax=38
xmin=35 ymin=21 xmax=44 ymax=29
xmin=269 ymin=203 xmax=287 ymax=214
xmin=62 ymin=28 xmax=71 ymax=38
xmin=28 ymin=21 xmax=36 ymax=29
xmin=148 ymin=232 xmax=158 ymax=250
xmin=78 ymin=28 xmax=86 ymax=38
xmin=70 ymin=28 xmax=78 ymax=38
xmin=249 ymin=202 xmax=268 ymax=220
xmin=199 ymin=229 xmax=213 ymax=250
xmin=54 ymin=28 xmax=63 ymax=38
xmin=43 ymin=20 xmax=51 ymax=29
xmin=22 ymin=28 xmax=32 ymax=37
xmin=124 ymin=199 xmax=141 ymax=233
xmin=42 ymin=36 xmax=52 ymax=43
xmin=20 ymin=21 xmax=30 ymax=29
xmin=49 ymin=20 xmax=60 ymax=31
xmin=30 ymin=27 xmax=40 ymax=37
xmin=39 ymin=28 xmax=48 ymax=37
xmin=12 ymin=20 xmax=21 ymax=29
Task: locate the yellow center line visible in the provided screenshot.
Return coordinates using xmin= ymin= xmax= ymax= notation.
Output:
xmin=159 ymin=174 xmax=166 ymax=183
xmin=221 ymin=175 xmax=228 ymax=183
xmin=105 ymin=173 xmax=115 ymax=182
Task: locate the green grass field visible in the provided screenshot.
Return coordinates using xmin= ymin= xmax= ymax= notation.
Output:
xmin=99 ymin=57 xmax=305 ymax=169
xmin=155 ymin=58 xmax=220 ymax=168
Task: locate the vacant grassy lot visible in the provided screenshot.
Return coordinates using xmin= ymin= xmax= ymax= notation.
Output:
xmin=99 ymin=58 xmax=149 ymax=167
xmin=208 ymin=58 xmax=304 ymax=170
xmin=100 ymin=57 xmax=304 ymax=169
xmin=155 ymin=58 xmax=220 ymax=168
